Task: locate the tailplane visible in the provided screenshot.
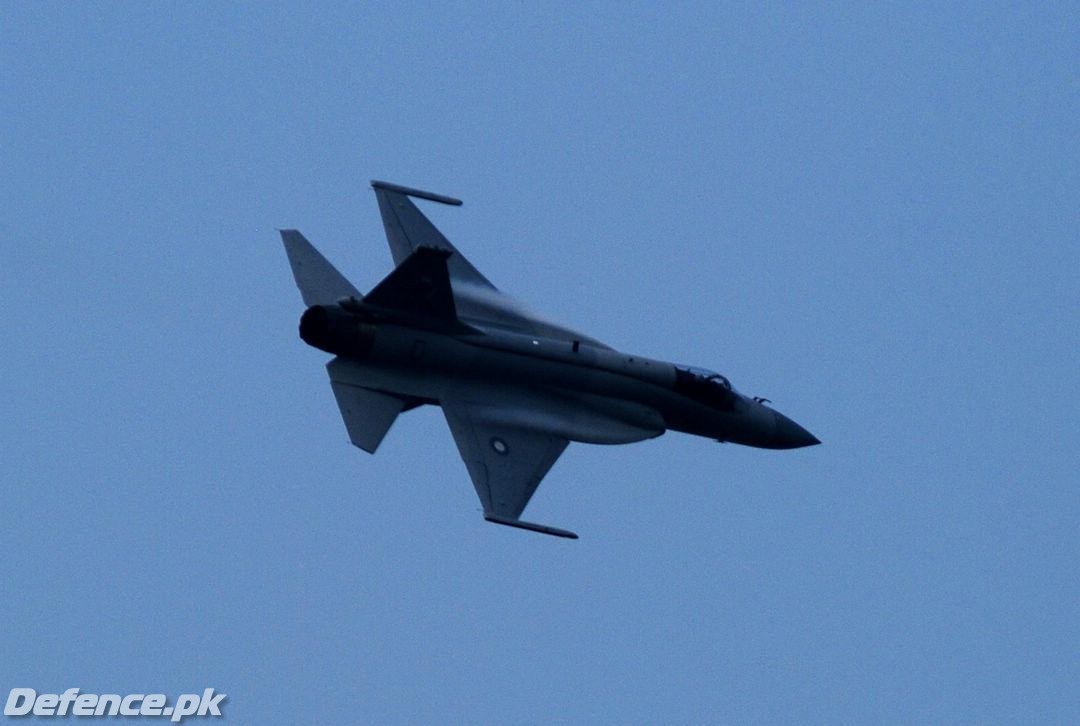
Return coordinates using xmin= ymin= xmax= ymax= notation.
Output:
xmin=327 ymin=378 xmax=405 ymax=454
xmin=280 ymin=229 xmax=362 ymax=306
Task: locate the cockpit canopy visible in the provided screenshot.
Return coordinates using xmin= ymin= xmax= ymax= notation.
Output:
xmin=674 ymin=365 xmax=736 ymax=409
xmin=679 ymin=366 xmax=731 ymax=389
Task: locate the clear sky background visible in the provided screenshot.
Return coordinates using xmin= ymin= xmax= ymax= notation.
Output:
xmin=2 ymin=2 xmax=1077 ymax=723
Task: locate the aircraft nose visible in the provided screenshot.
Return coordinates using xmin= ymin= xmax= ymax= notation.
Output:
xmin=771 ymin=411 xmax=820 ymax=449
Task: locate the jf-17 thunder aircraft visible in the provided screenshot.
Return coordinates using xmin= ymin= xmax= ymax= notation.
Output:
xmin=281 ymin=181 xmax=818 ymax=539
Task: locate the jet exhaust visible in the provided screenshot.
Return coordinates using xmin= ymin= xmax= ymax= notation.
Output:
xmin=299 ymin=305 xmax=376 ymax=358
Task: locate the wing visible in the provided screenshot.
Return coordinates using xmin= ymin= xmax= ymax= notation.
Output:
xmin=370 ymin=180 xmax=611 ymax=348
xmin=371 ymin=180 xmax=494 ymax=289
xmin=442 ymin=400 xmax=577 ymax=538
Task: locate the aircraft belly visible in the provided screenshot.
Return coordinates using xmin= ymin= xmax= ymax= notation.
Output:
xmin=467 ymin=391 xmax=664 ymax=445
xmin=326 ymin=357 xmax=452 ymax=401
xmin=326 ymin=357 xmax=663 ymax=445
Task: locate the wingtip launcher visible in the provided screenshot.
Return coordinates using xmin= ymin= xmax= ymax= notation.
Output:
xmin=370 ymin=180 xmax=463 ymax=206
xmin=484 ymin=514 xmax=579 ymax=539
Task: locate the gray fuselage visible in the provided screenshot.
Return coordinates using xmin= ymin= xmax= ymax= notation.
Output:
xmin=299 ymin=302 xmax=818 ymax=450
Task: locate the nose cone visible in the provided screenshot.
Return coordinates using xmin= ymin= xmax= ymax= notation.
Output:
xmin=771 ymin=412 xmax=820 ymax=449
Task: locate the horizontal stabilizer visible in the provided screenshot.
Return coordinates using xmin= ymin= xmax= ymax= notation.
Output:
xmin=484 ymin=514 xmax=578 ymax=539
xmin=328 ymin=380 xmax=405 ymax=454
xmin=281 ymin=229 xmax=362 ymax=306
xmin=364 ymin=246 xmax=457 ymax=322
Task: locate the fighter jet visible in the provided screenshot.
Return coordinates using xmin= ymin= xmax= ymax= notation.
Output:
xmin=281 ymin=181 xmax=818 ymax=539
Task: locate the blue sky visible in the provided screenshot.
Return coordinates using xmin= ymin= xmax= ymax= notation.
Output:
xmin=2 ymin=2 xmax=1077 ymax=723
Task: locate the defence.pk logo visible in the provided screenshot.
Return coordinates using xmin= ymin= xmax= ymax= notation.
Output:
xmin=4 ymin=688 xmax=225 ymax=722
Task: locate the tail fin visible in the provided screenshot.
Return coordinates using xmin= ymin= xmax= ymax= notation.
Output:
xmin=280 ymin=229 xmax=362 ymax=306
xmin=363 ymin=246 xmax=457 ymax=322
